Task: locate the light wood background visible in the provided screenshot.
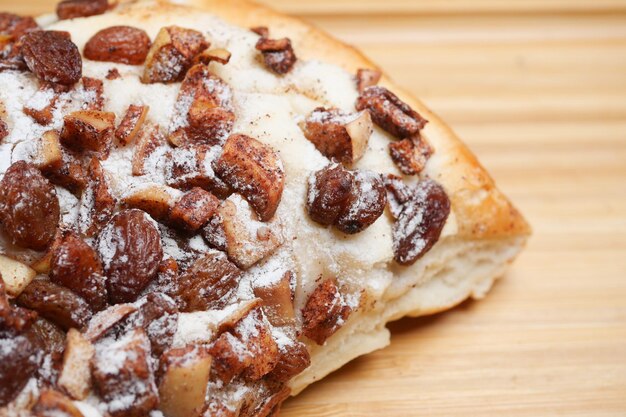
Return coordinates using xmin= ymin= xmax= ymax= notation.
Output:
xmin=3 ymin=1 xmax=626 ymax=415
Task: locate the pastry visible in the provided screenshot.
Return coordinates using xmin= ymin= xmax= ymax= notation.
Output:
xmin=0 ymin=1 xmax=530 ymax=416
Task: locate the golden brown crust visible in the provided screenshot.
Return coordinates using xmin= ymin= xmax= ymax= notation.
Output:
xmin=131 ymin=0 xmax=530 ymax=241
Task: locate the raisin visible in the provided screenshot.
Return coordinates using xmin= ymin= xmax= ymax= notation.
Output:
xmin=0 ymin=161 xmax=60 ymax=251
xmin=335 ymin=170 xmax=387 ymax=234
xmin=176 ymin=253 xmax=240 ymax=312
xmin=21 ymin=31 xmax=82 ymax=85
xmin=306 ymin=163 xmax=353 ymax=226
xmin=84 ymin=26 xmax=151 ymax=65
xmin=57 ymin=0 xmax=108 ymax=20
xmin=50 ymin=230 xmax=108 ymax=311
xmin=97 ymin=209 xmax=163 ymax=304
xmin=356 ymin=86 xmax=427 ymax=139
xmin=16 ymin=280 xmax=92 ymax=331
xmin=391 ymin=179 xmax=451 ymax=265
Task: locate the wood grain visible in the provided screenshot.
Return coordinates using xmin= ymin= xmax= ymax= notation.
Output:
xmin=2 ymin=1 xmax=625 ymax=415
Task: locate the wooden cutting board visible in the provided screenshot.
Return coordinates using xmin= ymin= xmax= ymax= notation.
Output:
xmin=2 ymin=1 xmax=625 ymax=415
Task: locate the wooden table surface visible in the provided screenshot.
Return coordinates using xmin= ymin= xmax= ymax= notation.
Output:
xmin=3 ymin=1 xmax=626 ymax=415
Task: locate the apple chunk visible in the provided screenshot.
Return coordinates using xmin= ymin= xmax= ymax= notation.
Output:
xmin=215 ymin=134 xmax=285 ymax=221
xmin=58 ymin=328 xmax=94 ymax=400
xmin=123 ymin=185 xmax=179 ymax=221
xmin=158 ymin=345 xmax=212 ymax=417
xmin=0 ymin=254 xmax=37 ymax=297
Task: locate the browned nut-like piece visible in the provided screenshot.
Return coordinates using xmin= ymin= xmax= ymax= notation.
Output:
xmin=57 ymin=0 xmax=108 ymax=20
xmin=253 ymin=270 xmax=295 ymax=327
xmin=215 ymin=134 xmax=285 ymax=222
xmin=78 ymin=158 xmax=116 ymax=237
xmin=115 ymin=104 xmax=149 ymax=146
xmin=169 ymin=64 xmax=234 ymax=146
xmin=302 ymin=278 xmax=352 ymax=345
xmin=81 ymin=76 xmax=105 ymax=111
xmin=356 ymin=68 xmax=382 ymax=93
xmin=193 ymin=48 xmax=231 ymax=65
xmin=218 ymin=195 xmax=284 ymax=269
xmin=164 ymin=144 xmax=230 ymax=197
xmin=388 ymin=136 xmax=433 ymax=176
xmin=250 ymin=26 xmax=269 ymax=38
xmin=57 ymin=329 xmax=94 ymax=400
xmin=388 ymin=178 xmax=450 ymax=265
xmin=301 ymin=107 xmax=372 ymax=165
xmin=169 ymin=187 xmax=219 ymax=233
xmin=142 ymin=26 xmax=208 ymax=84
xmin=233 ymin=308 xmax=279 ymax=381
xmin=42 ymin=148 xmax=88 ymax=195
xmin=158 ymin=345 xmax=212 ymax=417
xmin=267 ymin=339 xmax=311 ymax=383
xmin=255 ymin=37 xmax=296 ymax=74
xmin=83 ymin=303 xmax=137 ymax=341
xmin=132 ymin=124 xmax=166 ymax=176
xmin=91 ymin=328 xmax=158 ymax=417
xmin=123 ymin=185 xmax=177 ymax=221
xmin=84 ymin=26 xmax=152 ymax=65
xmin=32 ymin=131 xmax=63 ymax=172
xmin=0 ymin=99 xmax=7 ymax=141
xmin=60 ymin=110 xmax=116 ymax=156
xmin=356 ymin=86 xmax=427 ymax=139
xmin=32 ymin=389 xmax=85 ymax=417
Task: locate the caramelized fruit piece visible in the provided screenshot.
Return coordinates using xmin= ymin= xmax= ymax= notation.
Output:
xmin=0 ymin=276 xmax=37 ymax=335
xmin=142 ymin=26 xmax=208 ymax=84
xmin=115 ymin=104 xmax=149 ymax=146
xmin=58 ymin=329 xmax=94 ymax=400
xmin=0 ymin=161 xmax=60 ymax=250
xmin=78 ymin=158 xmax=116 ymax=237
xmin=92 ymin=328 xmax=158 ymax=417
xmin=32 ymin=131 xmax=63 ymax=172
xmin=0 ymin=333 xmax=40 ymax=407
xmin=250 ymin=26 xmax=269 ymax=38
xmin=301 ymin=107 xmax=372 ymax=165
xmin=249 ymin=384 xmax=291 ymax=417
xmin=17 ymin=280 xmax=92 ymax=331
xmin=306 ymin=163 xmax=386 ymax=234
xmin=169 ymin=187 xmax=219 ymax=233
xmin=0 ymin=255 xmax=37 ymax=297
xmin=215 ymin=134 xmax=285 ymax=222
xmin=169 ymin=64 xmax=234 ymax=146
xmin=255 ymin=37 xmax=296 ymax=74
xmin=302 ymin=278 xmax=351 ymax=345
xmin=84 ymin=26 xmax=151 ymax=65
xmin=0 ymin=99 xmax=8 ymax=141
xmin=132 ymin=124 xmax=165 ymax=176
xmin=42 ymin=148 xmax=88 ymax=195
xmin=176 ymin=253 xmax=240 ymax=312
xmin=123 ymin=185 xmax=177 ymax=221
xmin=356 ymin=68 xmax=382 ymax=93
xmin=57 ymin=0 xmax=108 ymax=20
xmin=21 ymin=31 xmax=82 ymax=85
xmin=97 ymin=209 xmax=163 ymax=303
xmin=50 ymin=230 xmax=107 ymax=311
xmin=60 ymin=110 xmax=116 ymax=155
xmin=253 ymin=271 xmax=295 ymax=327
xmin=32 ymin=390 xmax=85 ymax=417
xmin=388 ymin=136 xmax=433 ymax=175
xmin=356 ymin=86 xmax=427 ymax=139
xmin=158 ymin=344 xmax=212 ymax=417
xmin=389 ymin=179 xmax=451 ymax=265
xmin=218 ymin=195 xmax=284 ymax=269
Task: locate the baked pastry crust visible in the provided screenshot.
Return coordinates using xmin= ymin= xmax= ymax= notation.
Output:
xmin=0 ymin=0 xmax=530 ymax=415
